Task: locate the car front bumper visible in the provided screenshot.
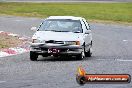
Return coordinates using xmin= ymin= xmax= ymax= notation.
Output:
xmin=30 ymin=43 xmax=83 ymax=55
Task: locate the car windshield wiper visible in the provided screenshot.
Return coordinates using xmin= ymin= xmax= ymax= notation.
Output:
xmin=55 ymin=31 xmax=71 ymax=32
xmin=44 ymin=30 xmax=73 ymax=32
xmin=44 ymin=30 xmax=57 ymax=32
xmin=74 ymin=31 xmax=81 ymax=33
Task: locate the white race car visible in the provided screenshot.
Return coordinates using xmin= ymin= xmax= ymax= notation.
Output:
xmin=30 ymin=16 xmax=92 ymax=61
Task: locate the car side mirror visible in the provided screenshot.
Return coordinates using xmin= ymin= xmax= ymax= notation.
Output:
xmin=31 ymin=27 xmax=37 ymax=31
xmin=85 ymin=30 xmax=91 ymax=34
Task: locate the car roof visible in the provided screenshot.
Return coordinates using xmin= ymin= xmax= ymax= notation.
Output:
xmin=47 ymin=16 xmax=83 ymax=20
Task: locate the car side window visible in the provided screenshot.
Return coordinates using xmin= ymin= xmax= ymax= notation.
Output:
xmin=81 ymin=20 xmax=87 ymax=33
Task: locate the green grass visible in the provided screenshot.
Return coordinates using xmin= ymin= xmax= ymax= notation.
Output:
xmin=0 ymin=2 xmax=132 ymax=23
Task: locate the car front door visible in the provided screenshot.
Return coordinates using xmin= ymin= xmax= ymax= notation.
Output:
xmin=81 ymin=19 xmax=92 ymax=51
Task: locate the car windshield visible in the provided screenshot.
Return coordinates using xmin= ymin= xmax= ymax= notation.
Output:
xmin=38 ymin=19 xmax=82 ymax=33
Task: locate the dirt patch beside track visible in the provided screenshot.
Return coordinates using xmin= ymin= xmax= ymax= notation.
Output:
xmin=0 ymin=33 xmax=23 ymax=49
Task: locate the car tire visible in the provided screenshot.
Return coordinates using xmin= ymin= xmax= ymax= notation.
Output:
xmin=76 ymin=49 xmax=85 ymax=60
xmin=30 ymin=51 xmax=38 ymax=61
xmin=85 ymin=42 xmax=92 ymax=57
xmin=85 ymin=48 xmax=92 ymax=57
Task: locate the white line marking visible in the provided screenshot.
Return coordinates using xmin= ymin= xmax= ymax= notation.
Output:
xmin=117 ymin=59 xmax=132 ymax=62
xmin=0 ymin=81 xmax=6 ymax=83
xmin=0 ymin=51 xmax=9 ymax=57
xmin=14 ymin=20 xmax=24 ymax=22
xmin=123 ymin=40 xmax=128 ymax=42
xmin=123 ymin=40 xmax=132 ymax=42
xmin=96 ymin=59 xmax=132 ymax=62
xmin=8 ymin=33 xmax=18 ymax=37
xmin=96 ymin=59 xmax=106 ymax=60
xmin=0 ymin=31 xmax=4 ymax=33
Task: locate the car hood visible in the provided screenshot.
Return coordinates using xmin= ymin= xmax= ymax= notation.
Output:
xmin=33 ymin=31 xmax=83 ymax=41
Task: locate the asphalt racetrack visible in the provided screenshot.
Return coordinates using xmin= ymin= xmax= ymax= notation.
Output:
xmin=0 ymin=16 xmax=132 ymax=88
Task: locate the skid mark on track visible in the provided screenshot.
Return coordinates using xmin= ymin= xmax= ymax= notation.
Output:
xmin=117 ymin=59 xmax=132 ymax=62
xmin=96 ymin=58 xmax=132 ymax=62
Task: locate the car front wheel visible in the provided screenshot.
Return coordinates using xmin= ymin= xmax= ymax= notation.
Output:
xmin=85 ymin=42 xmax=92 ymax=57
xmin=30 ymin=51 xmax=38 ymax=61
xmin=85 ymin=48 xmax=92 ymax=57
xmin=77 ymin=49 xmax=85 ymax=60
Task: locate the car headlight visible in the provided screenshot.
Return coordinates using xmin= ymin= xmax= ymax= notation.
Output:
xmin=32 ymin=39 xmax=40 ymax=43
xmin=32 ymin=39 xmax=45 ymax=43
xmin=65 ymin=41 xmax=80 ymax=45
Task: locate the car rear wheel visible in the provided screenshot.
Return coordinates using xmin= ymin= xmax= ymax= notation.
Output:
xmin=30 ymin=51 xmax=38 ymax=61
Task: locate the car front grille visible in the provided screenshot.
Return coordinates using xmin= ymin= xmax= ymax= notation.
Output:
xmin=45 ymin=40 xmax=64 ymax=44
